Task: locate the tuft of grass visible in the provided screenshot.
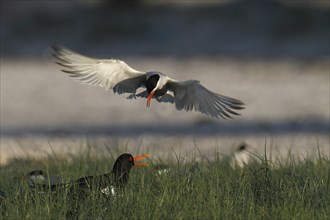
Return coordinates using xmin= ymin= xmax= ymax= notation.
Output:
xmin=0 ymin=145 xmax=329 ymax=219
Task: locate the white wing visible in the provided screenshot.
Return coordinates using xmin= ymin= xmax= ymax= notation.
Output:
xmin=52 ymin=44 xmax=146 ymax=95
xmin=167 ymin=80 xmax=244 ymax=119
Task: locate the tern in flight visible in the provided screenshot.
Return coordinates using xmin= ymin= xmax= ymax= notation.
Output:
xmin=53 ymin=44 xmax=244 ymax=119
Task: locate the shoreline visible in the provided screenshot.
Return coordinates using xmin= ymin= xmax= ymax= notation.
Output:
xmin=1 ymin=133 xmax=329 ymax=166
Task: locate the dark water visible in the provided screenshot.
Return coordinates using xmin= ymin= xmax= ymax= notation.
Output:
xmin=2 ymin=120 xmax=329 ymax=137
xmin=2 ymin=1 xmax=329 ymax=59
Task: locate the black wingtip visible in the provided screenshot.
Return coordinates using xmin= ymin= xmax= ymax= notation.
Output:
xmin=51 ymin=42 xmax=68 ymax=56
xmin=232 ymin=105 xmax=245 ymax=110
xmin=62 ymin=69 xmax=76 ymax=74
xmin=51 ymin=43 xmax=63 ymax=60
xmin=52 ymin=43 xmax=72 ymax=65
xmin=51 ymin=42 xmax=61 ymax=51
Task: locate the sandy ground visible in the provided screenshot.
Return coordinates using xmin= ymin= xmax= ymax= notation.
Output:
xmin=2 ymin=58 xmax=329 ymax=129
xmin=1 ymin=58 xmax=329 ymax=165
xmin=1 ymin=134 xmax=329 ymax=167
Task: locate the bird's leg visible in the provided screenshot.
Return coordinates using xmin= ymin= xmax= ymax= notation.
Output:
xmin=156 ymin=96 xmax=162 ymax=102
xmin=127 ymin=93 xmax=136 ymax=99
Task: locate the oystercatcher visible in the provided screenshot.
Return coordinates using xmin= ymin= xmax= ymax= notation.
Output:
xmin=32 ymin=153 xmax=149 ymax=197
xmin=53 ymin=44 xmax=244 ymax=119
xmin=27 ymin=153 xmax=149 ymax=218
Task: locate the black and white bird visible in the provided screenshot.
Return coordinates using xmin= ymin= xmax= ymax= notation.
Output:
xmin=22 ymin=154 xmax=149 ymax=218
xmin=53 ymin=44 xmax=244 ymax=119
xmin=32 ymin=153 xmax=149 ymax=197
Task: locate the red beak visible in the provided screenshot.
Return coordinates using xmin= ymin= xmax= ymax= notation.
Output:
xmin=146 ymin=91 xmax=155 ymax=107
xmin=134 ymin=154 xmax=150 ymax=167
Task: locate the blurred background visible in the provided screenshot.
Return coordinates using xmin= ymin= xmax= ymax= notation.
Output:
xmin=1 ymin=1 xmax=329 ymax=164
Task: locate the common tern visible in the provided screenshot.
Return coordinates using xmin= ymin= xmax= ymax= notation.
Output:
xmin=53 ymin=44 xmax=244 ymax=119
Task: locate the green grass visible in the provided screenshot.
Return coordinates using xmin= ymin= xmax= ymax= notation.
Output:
xmin=0 ymin=146 xmax=329 ymax=220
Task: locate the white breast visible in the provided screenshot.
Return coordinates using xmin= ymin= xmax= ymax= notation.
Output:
xmin=101 ymin=185 xmax=116 ymax=197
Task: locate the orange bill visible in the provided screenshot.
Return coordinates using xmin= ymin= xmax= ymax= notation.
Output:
xmin=134 ymin=154 xmax=151 ymax=167
xmin=146 ymin=91 xmax=155 ymax=107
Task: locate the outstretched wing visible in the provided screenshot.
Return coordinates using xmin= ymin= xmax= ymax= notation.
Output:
xmin=52 ymin=43 xmax=146 ymax=95
xmin=167 ymin=80 xmax=244 ymax=119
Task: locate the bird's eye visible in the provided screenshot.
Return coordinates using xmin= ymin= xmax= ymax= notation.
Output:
xmin=129 ymin=157 xmax=133 ymax=162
